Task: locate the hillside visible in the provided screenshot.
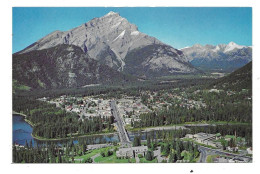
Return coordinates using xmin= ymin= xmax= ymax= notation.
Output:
xmin=210 ymin=61 xmax=252 ymax=91
xmin=13 ymin=44 xmax=135 ymax=90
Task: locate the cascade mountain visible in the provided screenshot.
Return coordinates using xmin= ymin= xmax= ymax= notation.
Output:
xmin=17 ymin=11 xmax=198 ymax=77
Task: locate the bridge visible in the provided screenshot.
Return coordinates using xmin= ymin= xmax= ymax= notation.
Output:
xmin=110 ymin=100 xmax=131 ymax=147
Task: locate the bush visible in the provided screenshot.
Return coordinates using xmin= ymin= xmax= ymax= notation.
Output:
xmin=101 ymin=151 xmax=105 ymax=157
xmin=84 ymin=157 xmax=93 ymax=163
xmin=162 ymin=159 xmax=167 ymax=163
xmin=145 ymin=150 xmax=154 ymax=161
xmin=105 ymin=150 xmax=113 ymax=157
xmin=138 ymin=154 xmax=143 ymax=158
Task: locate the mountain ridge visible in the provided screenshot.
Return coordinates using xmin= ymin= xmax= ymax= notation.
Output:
xmin=181 ymin=42 xmax=252 ymax=72
xmin=17 ymin=11 xmax=198 ymax=77
xmin=13 ymin=44 xmax=135 ymax=90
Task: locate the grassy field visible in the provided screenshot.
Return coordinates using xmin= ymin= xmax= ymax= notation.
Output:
xmin=94 ymin=153 xmax=136 ymax=163
xmin=206 ymin=155 xmax=219 ymax=163
xmin=73 ymin=147 xmax=114 ymax=163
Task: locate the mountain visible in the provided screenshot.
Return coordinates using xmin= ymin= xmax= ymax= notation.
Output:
xmin=181 ymin=42 xmax=252 ymax=72
xmin=18 ymin=11 xmax=198 ymax=77
xmin=210 ymin=61 xmax=252 ymax=91
xmin=13 ymin=44 xmax=134 ymax=90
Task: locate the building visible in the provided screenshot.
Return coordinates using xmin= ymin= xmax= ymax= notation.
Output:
xmin=185 ymin=134 xmax=194 ymax=139
xmin=194 ymin=132 xmax=216 ymax=143
xmin=116 ymin=146 xmax=148 ymax=158
xmin=187 ymin=132 xmax=222 ymax=148
xmin=247 ymin=147 xmax=253 ymax=155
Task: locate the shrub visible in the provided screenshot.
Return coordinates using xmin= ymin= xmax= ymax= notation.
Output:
xmin=138 ymin=154 xmax=143 ymax=158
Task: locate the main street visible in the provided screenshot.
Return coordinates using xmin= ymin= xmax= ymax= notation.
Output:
xmin=110 ymin=100 xmax=131 ymax=147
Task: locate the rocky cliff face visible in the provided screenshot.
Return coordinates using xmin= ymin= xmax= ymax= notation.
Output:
xmin=13 ymin=44 xmax=134 ymax=89
xmin=18 ymin=11 xmax=198 ymax=77
xmin=181 ymin=42 xmax=252 ymax=71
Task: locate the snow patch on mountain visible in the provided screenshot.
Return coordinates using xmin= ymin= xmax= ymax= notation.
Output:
xmin=111 ymin=22 xmax=121 ymax=29
xmin=112 ymin=30 xmax=125 ymax=42
xmin=130 ymin=31 xmax=139 ymax=36
xmin=104 ymin=11 xmax=118 ymax=17
xmin=224 ymin=42 xmax=246 ymax=53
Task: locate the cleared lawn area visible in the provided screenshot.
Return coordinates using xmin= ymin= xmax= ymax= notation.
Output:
xmin=139 ymin=157 xmax=157 ymax=163
xmin=94 ymin=154 xmax=136 ymax=163
xmin=73 ymin=147 xmax=115 ymax=162
xmin=206 ymin=155 xmax=219 ymax=163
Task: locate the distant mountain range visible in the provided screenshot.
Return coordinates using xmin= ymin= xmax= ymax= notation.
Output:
xmin=181 ymin=42 xmax=252 ymax=72
xmin=17 ymin=11 xmax=198 ymax=78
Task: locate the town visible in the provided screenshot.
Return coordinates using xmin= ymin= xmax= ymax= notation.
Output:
xmin=33 ymin=90 xmax=252 ymax=163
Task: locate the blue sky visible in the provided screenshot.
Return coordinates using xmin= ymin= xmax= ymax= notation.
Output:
xmin=12 ymin=7 xmax=252 ymax=53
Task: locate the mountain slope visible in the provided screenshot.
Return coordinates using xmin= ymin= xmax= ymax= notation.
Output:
xmin=181 ymin=42 xmax=252 ymax=72
xmin=18 ymin=11 xmax=198 ymax=77
xmin=124 ymin=44 xmax=197 ymax=77
xmin=210 ymin=61 xmax=252 ymax=91
xmin=13 ymin=44 xmax=134 ymax=89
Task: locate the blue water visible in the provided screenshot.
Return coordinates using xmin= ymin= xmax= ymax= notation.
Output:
xmin=13 ymin=114 xmax=119 ymax=146
xmin=13 ymin=114 xmax=34 ymax=146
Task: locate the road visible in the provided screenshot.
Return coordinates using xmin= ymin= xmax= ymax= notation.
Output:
xmin=198 ymin=146 xmax=252 ymax=163
xmin=198 ymin=146 xmax=208 ymax=163
xmin=87 ymin=143 xmax=113 ymax=150
xmin=91 ymin=153 xmax=100 ymax=163
xmin=110 ymin=100 xmax=131 ymax=147
xmin=144 ymin=125 xmax=187 ymax=132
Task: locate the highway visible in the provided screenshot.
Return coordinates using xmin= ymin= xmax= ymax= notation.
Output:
xmin=110 ymin=100 xmax=131 ymax=147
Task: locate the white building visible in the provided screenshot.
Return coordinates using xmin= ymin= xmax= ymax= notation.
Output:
xmin=247 ymin=147 xmax=253 ymax=155
xmin=116 ymin=146 xmax=148 ymax=158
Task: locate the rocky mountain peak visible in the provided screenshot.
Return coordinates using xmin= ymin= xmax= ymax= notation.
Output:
xmin=17 ymin=12 xmax=198 ymax=77
xmin=103 ymin=11 xmax=120 ymax=17
xmin=228 ymin=41 xmax=236 ymax=45
xmin=181 ymin=42 xmax=252 ymax=71
xmin=224 ymin=41 xmax=246 ymax=53
xmin=193 ymin=43 xmax=203 ymax=48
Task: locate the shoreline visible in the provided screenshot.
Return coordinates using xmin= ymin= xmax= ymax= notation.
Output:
xmin=13 ymin=110 xmax=119 ymax=142
xmin=31 ymin=132 xmax=118 ymax=141
xmin=12 ymin=111 xmax=27 ymax=117
xmin=127 ymin=121 xmax=252 ymax=132
xmin=13 ymin=111 xmax=35 ymax=127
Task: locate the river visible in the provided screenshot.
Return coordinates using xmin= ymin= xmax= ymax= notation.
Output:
xmin=13 ymin=114 xmax=183 ymax=147
xmin=12 ymin=114 xmax=120 ymax=146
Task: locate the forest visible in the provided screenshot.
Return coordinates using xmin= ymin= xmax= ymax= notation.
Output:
xmin=13 ymin=96 xmax=114 ymax=139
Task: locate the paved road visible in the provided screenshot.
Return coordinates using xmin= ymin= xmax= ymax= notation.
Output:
xmin=198 ymin=146 xmax=208 ymax=163
xmin=135 ymin=156 xmax=140 ymax=163
xmin=153 ymin=147 xmax=167 ymax=163
xmin=87 ymin=143 xmax=113 ymax=150
xmin=198 ymin=146 xmax=252 ymax=163
xmin=110 ymin=100 xmax=131 ymax=146
xmin=144 ymin=125 xmax=187 ymax=132
xmin=91 ymin=153 xmax=100 ymax=163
